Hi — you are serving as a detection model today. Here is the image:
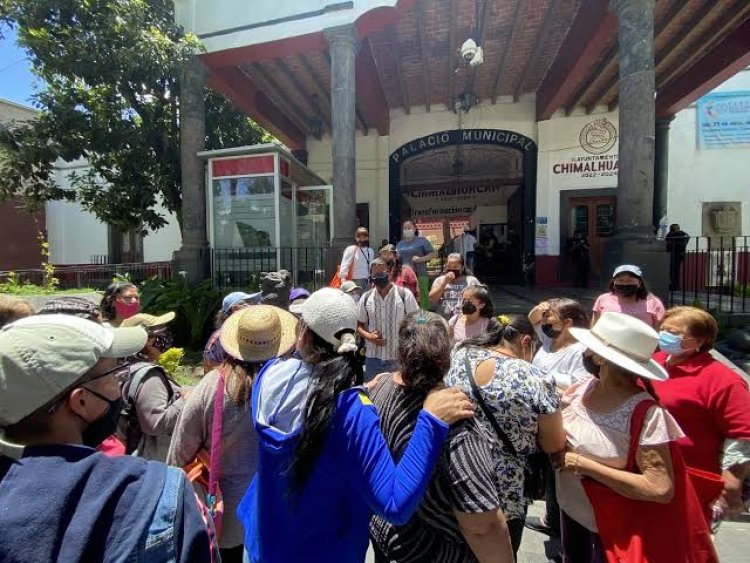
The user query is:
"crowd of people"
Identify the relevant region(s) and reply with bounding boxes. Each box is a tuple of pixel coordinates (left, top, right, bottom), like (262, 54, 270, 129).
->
(0, 222, 748, 563)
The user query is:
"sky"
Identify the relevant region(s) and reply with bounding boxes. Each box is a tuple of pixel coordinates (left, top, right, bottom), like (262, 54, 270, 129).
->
(0, 27, 39, 107)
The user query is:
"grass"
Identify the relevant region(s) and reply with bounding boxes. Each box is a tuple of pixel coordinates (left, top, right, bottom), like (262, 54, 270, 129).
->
(0, 284, 99, 296)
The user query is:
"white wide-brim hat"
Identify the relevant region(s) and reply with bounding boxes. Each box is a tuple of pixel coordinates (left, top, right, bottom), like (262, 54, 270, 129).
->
(569, 311, 668, 381)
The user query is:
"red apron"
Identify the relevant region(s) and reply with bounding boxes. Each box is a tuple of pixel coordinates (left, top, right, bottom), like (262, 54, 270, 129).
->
(582, 400, 721, 563)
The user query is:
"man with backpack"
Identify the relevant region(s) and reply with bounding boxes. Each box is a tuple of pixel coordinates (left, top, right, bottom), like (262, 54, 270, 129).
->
(119, 311, 186, 462)
(0, 315, 215, 562)
(357, 258, 419, 380)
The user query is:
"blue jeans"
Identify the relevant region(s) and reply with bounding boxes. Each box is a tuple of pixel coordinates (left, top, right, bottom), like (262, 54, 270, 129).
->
(364, 358, 395, 381)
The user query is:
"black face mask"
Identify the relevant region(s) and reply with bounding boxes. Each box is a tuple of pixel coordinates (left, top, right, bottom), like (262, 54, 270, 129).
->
(541, 323, 562, 339)
(384, 259, 395, 268)
(371, 273, 390, 289)
(446, 269, 462, 278)
(80, 388, 123, 448)
(461, 301, 477, 315)
(150, 330, 173, 353)
(357, 239, 369, 247)
(582, 354, 601, 378)
(613, 284, 638, 297)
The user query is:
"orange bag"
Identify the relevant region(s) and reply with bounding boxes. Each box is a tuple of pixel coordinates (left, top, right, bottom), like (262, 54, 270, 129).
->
(329, 246, 355, 288)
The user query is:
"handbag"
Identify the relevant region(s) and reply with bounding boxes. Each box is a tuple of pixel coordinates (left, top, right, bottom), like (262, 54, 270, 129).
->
(582, 399, 719, 563)
(329, 246, 356, 288)
(183, 369, 226, 538)
(463, 353, 546, 500)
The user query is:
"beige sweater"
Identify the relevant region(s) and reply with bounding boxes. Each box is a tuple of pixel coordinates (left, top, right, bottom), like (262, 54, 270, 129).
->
(166, 369, 259, 549)
(130, 367, 184, 462)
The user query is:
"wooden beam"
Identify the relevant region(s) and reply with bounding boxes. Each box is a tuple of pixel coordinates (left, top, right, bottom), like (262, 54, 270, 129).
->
(536, 0, 614, 120)
(355, 38, 390, 135)
(388, 27, 410, 114)
(657, 16, 750, 117)
(246, 63, 311, 137)
(208, 66, 306, 149)
(446, 0, 458, 109)
(467, 0, 491, 94)
(491, 0, 524, 104)
(658, 0, 750, 91)
(581, 0, 690, 112)
(513, 0, 562, 101)
(415, 0, 431, 111)
(586, 0, 716, 113)
(274, 59, 328, 137)
(322, 51, 369, 135)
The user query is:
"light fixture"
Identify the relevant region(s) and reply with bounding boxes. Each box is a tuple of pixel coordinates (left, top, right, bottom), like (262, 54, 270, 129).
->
(453, 91, 478, 114)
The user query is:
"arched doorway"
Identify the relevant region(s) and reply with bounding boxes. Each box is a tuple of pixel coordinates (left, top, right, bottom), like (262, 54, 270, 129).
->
(389, 129, 537, 284)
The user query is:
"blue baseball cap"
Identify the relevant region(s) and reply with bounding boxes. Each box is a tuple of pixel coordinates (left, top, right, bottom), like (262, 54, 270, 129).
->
(222, 291, 261, 314)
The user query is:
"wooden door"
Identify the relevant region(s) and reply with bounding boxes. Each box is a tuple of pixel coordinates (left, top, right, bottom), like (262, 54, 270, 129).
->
(568, 196, 616, 277)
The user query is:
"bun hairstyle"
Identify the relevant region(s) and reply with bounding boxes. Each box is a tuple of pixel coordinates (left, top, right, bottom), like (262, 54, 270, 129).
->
(460, 313, 534, 350)
(289, 321, 363, 493)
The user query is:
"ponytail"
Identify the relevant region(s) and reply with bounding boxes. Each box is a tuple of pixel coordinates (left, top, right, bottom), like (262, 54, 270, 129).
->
(289, 326, 363, 493)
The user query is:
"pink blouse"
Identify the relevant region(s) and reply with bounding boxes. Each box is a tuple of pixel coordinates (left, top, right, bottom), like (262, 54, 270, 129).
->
(593, 292, 665, 328)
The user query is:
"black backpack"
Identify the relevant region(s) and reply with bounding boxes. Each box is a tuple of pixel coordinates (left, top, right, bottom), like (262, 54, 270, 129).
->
(117, 362, 175, 455)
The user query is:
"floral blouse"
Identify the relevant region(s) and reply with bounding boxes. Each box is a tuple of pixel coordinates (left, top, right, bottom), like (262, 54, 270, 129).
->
(445, 346, 560, 520)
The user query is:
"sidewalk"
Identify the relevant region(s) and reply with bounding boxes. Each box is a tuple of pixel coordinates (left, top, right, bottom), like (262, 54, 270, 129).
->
(489, 285, 600, 316)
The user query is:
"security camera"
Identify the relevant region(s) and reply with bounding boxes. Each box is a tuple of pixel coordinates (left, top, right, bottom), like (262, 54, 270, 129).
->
(469, 46, 484, 67)
(461, 38, 478, 62)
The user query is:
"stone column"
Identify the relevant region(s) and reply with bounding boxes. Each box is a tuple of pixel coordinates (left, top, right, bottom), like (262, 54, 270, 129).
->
(174, 56, 210, 284)
(325, 25, 359, 246)
(653, 116, 673, 229)
(602, 0, 669, 300)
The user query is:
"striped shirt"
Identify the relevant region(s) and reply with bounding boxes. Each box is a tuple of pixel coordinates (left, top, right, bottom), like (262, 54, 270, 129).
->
(357, 285, 419, 361)
(369, 376, 500, 563)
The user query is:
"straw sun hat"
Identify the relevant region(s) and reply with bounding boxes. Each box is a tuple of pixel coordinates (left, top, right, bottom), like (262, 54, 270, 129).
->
(569, 311, 668, 381)
(219, 305, 298, 362)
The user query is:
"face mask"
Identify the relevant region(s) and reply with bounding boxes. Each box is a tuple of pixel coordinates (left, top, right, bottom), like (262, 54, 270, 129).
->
(461, 301, 477, 315)
(80, 389, 123, 448)
(446, 269, 462, 278)
(115, 299, 140, 319)
(613, 284, 638, 297)
(384, 259, 395, 268)
(582, 354, 601, 378)
(541, 323, 562, 339)
(357, 239, 369, 247)
(371, 273, 390, 289)
(150, 330, 173, 353)
(402, 229, 415, 239)
(351, 293, 362, 303)
(658, 331, 685, 356)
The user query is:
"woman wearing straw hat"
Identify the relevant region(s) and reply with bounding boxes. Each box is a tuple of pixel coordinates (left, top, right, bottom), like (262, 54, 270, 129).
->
(167, 305, 298, 563)
(238, 288, 475, 563)
(552, 312, 717, 562)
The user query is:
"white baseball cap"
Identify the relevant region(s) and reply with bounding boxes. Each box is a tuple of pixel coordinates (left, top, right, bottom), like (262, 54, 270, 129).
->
(0, 314, 147, 427)
(613, 264, 643, 278)
(300, 288, 358, 350)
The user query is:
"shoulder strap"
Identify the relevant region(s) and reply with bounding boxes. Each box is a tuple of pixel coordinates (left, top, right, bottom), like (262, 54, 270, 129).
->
(463, 350, 519, 458)
(396, 286, 406, 302)
(208, 369, 226, 499)
(127, 363, 163, 403)
(626, 399, 657, 471)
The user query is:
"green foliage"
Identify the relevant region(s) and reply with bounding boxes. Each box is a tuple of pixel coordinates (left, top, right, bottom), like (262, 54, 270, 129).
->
(0, 0, 268, 231)
(157, 346, 184, 377)
(37, 230, 59, 290)
(733, 284, 750, 298)
(139, 277, 221, 348)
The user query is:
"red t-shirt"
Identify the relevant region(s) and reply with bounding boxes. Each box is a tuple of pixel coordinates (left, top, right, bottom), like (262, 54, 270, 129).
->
(653, 351, 750, 474)
(391, 265, 418, 300)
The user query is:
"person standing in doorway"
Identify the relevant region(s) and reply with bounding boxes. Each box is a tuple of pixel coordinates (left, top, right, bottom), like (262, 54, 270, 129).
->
(453, 225, 478, 274)
(357, 259, 419, 381)
(568, 230, 591, 288)
(430, 253, 480, 321)
(396, 220, 436, 309)
(340, 227, 376, 291)
(665, 224, 690, 291)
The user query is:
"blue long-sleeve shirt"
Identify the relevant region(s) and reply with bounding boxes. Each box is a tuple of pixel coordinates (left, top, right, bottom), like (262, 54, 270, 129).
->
(238, 358, 449, 563)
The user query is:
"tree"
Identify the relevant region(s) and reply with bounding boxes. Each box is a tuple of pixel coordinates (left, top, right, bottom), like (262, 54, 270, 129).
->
(0, 0, 270, 232)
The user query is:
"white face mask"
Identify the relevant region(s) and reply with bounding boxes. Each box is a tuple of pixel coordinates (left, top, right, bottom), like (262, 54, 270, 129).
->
(403, 229, 415, 239)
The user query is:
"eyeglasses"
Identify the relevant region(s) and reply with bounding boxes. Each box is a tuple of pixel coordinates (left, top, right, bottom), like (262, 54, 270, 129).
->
(46, 363, 129, 414)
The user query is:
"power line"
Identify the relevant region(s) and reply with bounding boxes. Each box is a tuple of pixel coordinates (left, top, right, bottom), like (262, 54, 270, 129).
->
(0, 57, 27, 74)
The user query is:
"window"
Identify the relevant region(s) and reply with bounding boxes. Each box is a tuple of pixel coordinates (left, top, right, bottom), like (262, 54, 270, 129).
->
(212, 176, 275, 248)
(572, 205, 589, 235)
(596, 204, 615, 237)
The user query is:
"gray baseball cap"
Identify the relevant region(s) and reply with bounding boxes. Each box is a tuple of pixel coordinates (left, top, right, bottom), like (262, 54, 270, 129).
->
(0, 314, 147, 427)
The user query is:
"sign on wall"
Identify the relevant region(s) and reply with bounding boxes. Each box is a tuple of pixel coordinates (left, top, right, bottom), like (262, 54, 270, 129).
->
(551, 118, 619, 188)
(404, 184, 517, 218)
(697, 91, 750, 149)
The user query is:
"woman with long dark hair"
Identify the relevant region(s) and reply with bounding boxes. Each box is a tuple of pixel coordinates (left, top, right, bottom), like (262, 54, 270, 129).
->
(448, 285, 497, 343)
(446, 314, 566, 556)
(370, 311, 514, 563)
(238, 288, 474, 563)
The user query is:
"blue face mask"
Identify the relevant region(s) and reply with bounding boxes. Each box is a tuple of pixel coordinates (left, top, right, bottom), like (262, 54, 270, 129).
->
(658, 331, 684, 355)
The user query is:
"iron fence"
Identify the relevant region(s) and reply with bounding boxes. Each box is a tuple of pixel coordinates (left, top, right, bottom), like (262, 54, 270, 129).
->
(0, 261, 172, 291)
(211, 247, 328, 291)
(668, 236, 749, 313)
